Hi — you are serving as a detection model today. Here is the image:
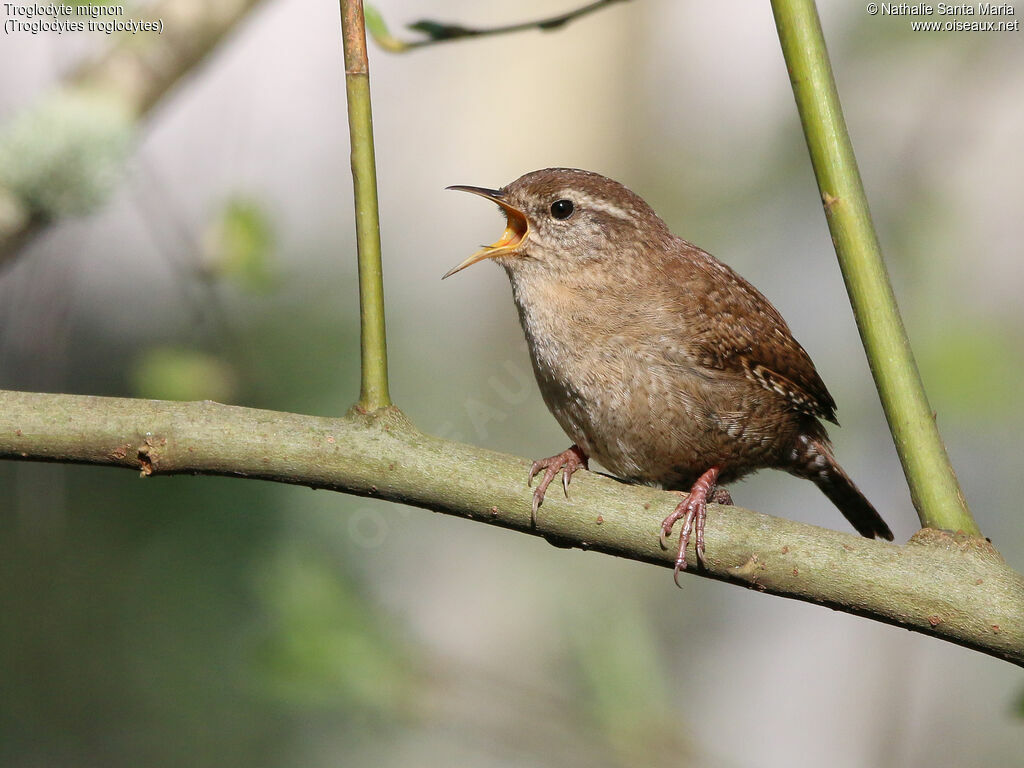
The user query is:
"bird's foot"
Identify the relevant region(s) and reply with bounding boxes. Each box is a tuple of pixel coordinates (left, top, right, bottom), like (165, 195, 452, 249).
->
(659, 466, 723, 586)
(710, 487, 733, 506)
(527, 444, 589, 526)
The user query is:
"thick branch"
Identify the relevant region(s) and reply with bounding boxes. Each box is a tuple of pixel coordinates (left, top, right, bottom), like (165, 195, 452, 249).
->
(1, 389, 1021, 666)
(770, 0, 977, 535)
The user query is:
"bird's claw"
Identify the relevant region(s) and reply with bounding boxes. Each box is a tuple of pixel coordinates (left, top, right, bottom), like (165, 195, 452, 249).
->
(658, 520, 672, 550)
(660, 494, 703, 587)
(526, 445, 588, 526)
(658, 468, 723, 586)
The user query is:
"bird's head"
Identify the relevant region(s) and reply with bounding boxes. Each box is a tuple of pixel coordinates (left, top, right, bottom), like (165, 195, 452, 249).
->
(443, 168, 669, 279)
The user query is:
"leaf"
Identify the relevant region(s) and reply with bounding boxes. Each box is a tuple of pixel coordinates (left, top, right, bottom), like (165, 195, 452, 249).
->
(250, 547, 417, 715)
(202, 196, 276, 293)
(131, 347, 237, 403)
(407, 20, 473, 41)
(363, 4, 409, 52)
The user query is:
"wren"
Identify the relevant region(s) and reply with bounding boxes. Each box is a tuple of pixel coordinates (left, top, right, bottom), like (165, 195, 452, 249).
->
(444, 168, 893, 583)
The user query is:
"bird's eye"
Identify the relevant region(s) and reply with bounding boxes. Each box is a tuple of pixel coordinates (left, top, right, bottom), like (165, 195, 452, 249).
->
(550, 199, 574, 220)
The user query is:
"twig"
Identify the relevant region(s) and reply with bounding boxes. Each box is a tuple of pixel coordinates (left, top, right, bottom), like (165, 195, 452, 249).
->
(770, 0, 978, 535)
(341, 0, 391, 411)
(365, 0, 631, 53)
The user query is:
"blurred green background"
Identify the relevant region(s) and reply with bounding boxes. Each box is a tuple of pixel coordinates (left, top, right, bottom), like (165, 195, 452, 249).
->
(1, 1, 1022, 766)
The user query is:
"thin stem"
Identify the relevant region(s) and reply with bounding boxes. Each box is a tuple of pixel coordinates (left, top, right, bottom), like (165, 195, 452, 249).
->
(770, 0, 977, 534)
(365, 0, 630, 53)
(341, 0, 391, 410)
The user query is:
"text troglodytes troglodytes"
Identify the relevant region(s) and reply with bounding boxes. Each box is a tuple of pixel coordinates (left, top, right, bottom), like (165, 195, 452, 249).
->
(443, 167, 893, 583)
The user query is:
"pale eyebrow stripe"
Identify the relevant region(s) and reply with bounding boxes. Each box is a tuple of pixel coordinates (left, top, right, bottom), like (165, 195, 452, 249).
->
(558, 191, 635, 221)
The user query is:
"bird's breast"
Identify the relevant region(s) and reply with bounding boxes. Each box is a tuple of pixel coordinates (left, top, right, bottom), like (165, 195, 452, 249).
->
(506, 270, 804, 488)
(509, 274, 711, 484)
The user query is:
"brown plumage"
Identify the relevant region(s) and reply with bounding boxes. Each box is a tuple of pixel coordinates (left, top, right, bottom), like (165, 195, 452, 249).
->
(444, 168, 893, 582)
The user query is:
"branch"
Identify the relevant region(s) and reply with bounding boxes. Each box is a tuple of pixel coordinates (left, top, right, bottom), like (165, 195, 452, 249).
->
(341, 0, 391, 411)
(0, 0, 265, 265)
(2, 389, 1021, 666)
(770, 0, 978, 535)
(364, 0, 631, 53)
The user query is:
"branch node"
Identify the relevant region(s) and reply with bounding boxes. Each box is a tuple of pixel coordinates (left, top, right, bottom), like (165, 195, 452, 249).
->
(907, 527, 1000, 560)
(136, 436, 165, 476)
(137, 444, 155, 476)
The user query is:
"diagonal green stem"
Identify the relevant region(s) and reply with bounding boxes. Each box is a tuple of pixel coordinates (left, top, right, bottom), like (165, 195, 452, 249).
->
(364, 0, 630, 52)
(770, 0, 977, 535)
(341, 0, 391, 410)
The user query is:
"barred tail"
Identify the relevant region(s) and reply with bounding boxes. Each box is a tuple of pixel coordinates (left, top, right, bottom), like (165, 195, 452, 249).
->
(791, 436, 894, 541)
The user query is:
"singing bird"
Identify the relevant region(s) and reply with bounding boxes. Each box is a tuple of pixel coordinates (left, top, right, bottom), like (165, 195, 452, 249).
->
(444, 168, 892, 583)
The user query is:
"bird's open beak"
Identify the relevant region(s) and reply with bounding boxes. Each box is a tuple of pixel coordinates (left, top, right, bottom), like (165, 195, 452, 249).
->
(443, 185, 530, 279)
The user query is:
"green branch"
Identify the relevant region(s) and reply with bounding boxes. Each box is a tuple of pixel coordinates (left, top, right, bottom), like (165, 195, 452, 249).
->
(1, 389, 1021, 665)
(341, 0, 391, 411)
(770, 0, 978, 535)
(364, 0, 631, 53)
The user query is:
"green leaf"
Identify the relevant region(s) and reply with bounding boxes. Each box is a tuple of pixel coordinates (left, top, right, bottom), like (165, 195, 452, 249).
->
(407, 20, 471, 41)
(364, 4, 409, 52)
(131, 347, 237, 403)
(363, 4, 391, 40)
(251, 547, 416, 715)
(202, 197, 276, 293)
